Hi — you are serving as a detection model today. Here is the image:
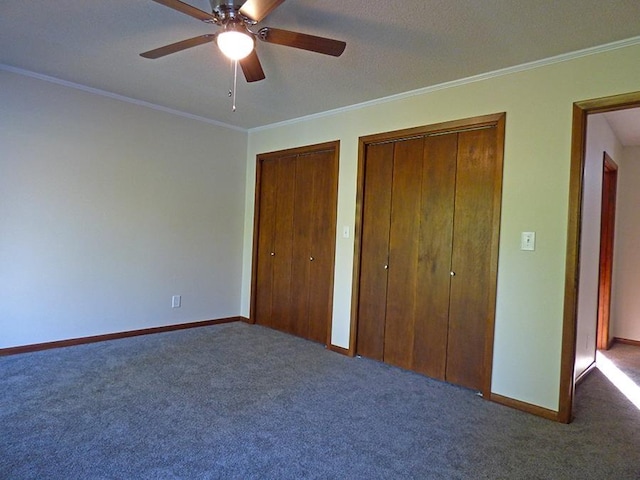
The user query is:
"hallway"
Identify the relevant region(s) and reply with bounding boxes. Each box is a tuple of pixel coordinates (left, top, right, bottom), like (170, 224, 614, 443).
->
(574, 342, 640, 424)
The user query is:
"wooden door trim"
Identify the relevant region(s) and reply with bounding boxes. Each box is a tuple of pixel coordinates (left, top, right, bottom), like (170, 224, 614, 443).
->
(358, 112, 505, 146)
(348, 137, 369, 354)
(482, 113, 506, 397)
(560, 90, 640, 424)
(249, 140, 340, 348)
(253, 141, 339, 161)
(597, 153, 618, 351)
(350, 112, 506, 399)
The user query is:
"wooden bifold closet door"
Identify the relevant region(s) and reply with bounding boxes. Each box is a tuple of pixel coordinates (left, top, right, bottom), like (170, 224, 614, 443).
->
(355, 114, 504, 394)
(251, 142, 339, 345)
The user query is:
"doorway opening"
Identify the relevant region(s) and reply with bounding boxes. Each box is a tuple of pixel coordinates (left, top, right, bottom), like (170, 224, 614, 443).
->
(596, 154, 618, 351)
(560, 91, 640, 423)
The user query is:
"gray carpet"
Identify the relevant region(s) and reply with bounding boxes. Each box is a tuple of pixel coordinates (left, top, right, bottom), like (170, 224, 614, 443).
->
(1, 322, 639, 479)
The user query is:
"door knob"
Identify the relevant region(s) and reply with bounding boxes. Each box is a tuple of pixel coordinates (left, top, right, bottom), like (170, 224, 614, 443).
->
(450, 271, 456, 276)
(270, 252, 275, 256)
(310, 256, 315, 261)
(384, 264, 389, 270)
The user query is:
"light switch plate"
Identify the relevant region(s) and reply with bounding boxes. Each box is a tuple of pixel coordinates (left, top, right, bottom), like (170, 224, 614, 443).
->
(521, 232, 536, 251)
(172, 295, 181, 308)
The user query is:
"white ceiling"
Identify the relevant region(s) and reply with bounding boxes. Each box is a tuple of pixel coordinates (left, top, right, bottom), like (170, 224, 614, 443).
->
(604, 109, 640, 147)
(2, 0, 640, 130)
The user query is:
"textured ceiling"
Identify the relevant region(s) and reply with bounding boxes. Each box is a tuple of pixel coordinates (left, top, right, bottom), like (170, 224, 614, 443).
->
(604, 109, 640, 147)
(2, 0, 640, 130)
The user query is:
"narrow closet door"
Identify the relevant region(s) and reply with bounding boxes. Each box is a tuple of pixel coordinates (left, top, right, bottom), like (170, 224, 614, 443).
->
(306, 150, 338, 344)
(446, 127, 498, 391)
(252, 141, 339, 345)
(356, 142, 394, 360)
(256, 155, 297, 333)
(254, 158, 278, 329)
(412, 133, 458, 379)
(384, 137, 425, 370)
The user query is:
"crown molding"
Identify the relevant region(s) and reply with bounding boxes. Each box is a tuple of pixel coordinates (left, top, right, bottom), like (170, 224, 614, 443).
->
(0, 64, 247, 133)
(249, 35, 640, 133)
(4, 34, 640, 135)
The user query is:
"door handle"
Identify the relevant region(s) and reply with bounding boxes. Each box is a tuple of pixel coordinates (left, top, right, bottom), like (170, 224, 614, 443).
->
(310, 256, 315, 261)
(450, 271, 456, 276)
(384, 264, 388, 270)
(270, 252, 275, 256)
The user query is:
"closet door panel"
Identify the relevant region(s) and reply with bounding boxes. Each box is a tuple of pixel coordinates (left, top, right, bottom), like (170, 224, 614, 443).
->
(290, 155, 314, 338)
(270, 156, 297, 334)
(307, 150, 338, 344)
(446, 128, 497, 391)
(384, 138, 424, 370)
(254, 159, 278, 328)
(356, 143, 394, 360)
(412, 134, 457, 378)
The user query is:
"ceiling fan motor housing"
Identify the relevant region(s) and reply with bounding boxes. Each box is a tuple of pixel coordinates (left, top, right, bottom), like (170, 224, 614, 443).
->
(210, 1, 251, 24)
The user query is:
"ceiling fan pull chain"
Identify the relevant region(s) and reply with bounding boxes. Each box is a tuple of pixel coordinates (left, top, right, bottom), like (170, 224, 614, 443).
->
(232, 59, 239, 112)
(228, 57, 234, 99)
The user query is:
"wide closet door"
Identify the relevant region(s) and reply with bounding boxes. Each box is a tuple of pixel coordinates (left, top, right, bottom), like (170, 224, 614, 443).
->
(252, 142, 339, 345)
(355, 114, 504, 393)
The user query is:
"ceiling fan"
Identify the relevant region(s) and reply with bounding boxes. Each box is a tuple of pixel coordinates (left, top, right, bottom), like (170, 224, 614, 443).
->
(140, 0, 347, 83)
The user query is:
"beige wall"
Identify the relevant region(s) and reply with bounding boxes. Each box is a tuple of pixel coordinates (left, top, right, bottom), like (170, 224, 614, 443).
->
(243, 42, 640, 412)
(612, 146, 640, 342)
(0, 70, 248, 348)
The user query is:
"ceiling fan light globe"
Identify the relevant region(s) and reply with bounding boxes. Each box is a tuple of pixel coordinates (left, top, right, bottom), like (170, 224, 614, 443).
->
(217, 31, 254, 60)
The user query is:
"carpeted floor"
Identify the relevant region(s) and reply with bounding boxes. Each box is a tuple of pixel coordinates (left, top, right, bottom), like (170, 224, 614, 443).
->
(1, 322, 639, 479)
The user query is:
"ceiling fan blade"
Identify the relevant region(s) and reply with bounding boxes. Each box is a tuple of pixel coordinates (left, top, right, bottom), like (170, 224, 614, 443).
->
(151, 0, 216, 22)
(140, 34, 216, 59)
(239, 0, 285, 23)
(258, 27, 346, 57)
(240, 50, 266, 82)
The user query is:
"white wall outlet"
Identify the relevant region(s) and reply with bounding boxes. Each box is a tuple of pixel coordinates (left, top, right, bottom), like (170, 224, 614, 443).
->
(171, 295, 181, 308)
(521, 232, 536, 251)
